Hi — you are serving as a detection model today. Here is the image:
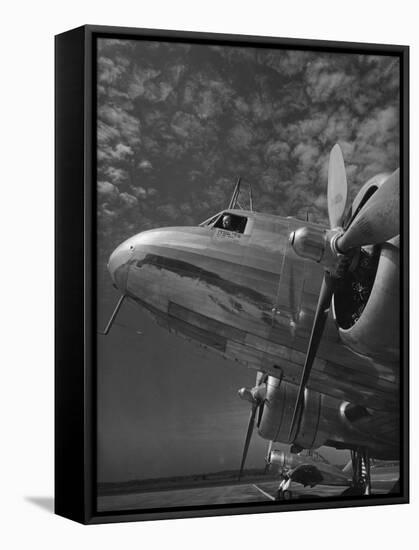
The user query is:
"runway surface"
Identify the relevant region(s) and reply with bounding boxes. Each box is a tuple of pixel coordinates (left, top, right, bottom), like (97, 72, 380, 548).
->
(97, 465, 399, 512)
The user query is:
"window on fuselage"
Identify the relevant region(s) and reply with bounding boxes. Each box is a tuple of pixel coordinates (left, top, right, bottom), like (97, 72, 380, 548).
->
(199, 214, 220, 227)
(213, 212, 247, 233)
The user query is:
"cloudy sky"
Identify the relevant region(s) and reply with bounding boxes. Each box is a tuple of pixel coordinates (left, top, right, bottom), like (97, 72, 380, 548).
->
(96, 38, 399, 484)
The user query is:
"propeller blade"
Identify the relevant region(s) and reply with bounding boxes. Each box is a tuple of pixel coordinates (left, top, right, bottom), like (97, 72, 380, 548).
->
(328, 144, 348, 228)
(238, 404, 258, 480)
(337, 169, 399, 252)
(257, 400, 265, 428)
(288, 273, 335, 441)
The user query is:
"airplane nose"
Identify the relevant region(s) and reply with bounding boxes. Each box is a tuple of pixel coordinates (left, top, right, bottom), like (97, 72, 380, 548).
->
(107, 240, 135, 291)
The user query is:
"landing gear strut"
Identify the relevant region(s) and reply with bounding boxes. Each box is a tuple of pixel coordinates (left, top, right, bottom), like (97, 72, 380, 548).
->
(275, 475, 293, 501)
(342, 448, 371, 496)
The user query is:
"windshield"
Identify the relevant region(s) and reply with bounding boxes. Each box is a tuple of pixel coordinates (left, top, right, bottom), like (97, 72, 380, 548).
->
(199, 213, 222, 227)
(214, 212, 248, 233)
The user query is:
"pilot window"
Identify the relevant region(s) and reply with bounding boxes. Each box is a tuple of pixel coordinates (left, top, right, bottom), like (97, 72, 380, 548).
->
(200, 214, 219, 227)
(213, 213, 247, 233)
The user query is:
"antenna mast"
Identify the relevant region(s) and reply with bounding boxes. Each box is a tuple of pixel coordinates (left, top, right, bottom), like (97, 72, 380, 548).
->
(228, 176, 241, 209)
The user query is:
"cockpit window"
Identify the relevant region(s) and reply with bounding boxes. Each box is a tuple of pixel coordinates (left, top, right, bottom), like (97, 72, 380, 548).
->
(214, 212, 247, 233)
(199, 214, 220, 227)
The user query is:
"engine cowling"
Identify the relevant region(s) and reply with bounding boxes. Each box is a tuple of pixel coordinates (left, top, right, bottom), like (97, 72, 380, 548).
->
(346, 173, 391, 223)
(269, 449, 307, 470)
(256, 376, 395, 456)
(332, 174, 399, 362)
(256, 376, 327, 448)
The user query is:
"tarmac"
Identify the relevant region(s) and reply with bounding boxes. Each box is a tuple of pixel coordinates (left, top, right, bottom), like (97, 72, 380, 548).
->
(97, 465, 399, 512)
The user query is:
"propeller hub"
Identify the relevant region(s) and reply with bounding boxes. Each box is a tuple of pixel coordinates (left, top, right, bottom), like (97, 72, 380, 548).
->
(330, 230, 344, 256)
(238, 387, 257, 404)
(291, 226, 347, 277)
(290, 226, 326, 263)
(238, 384, 266, 404)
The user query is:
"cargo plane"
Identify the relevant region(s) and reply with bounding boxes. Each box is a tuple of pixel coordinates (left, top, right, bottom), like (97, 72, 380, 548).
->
(102, 144, 400, 497)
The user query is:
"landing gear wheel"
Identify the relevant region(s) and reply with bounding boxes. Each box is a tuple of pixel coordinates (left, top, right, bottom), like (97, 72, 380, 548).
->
(275, 488, 293, 501)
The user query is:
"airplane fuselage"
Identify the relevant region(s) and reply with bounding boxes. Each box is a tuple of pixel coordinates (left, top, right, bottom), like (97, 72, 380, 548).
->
(110, 211, 326, 378)
(107, 209, 400, 457)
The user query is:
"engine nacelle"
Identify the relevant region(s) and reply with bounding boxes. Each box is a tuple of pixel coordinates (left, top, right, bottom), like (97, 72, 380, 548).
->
(332, 174, 399, 362)
(256, 376, 395, 456)
(257, 376, 336, 449)
(347, 173, 391, 223)
(269, 449, 306, 470)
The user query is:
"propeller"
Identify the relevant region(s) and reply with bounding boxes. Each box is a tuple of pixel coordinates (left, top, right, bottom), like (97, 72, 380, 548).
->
(288, 145, 399, 441)
(237, 374, 267, 480)
(288, 273, 336, 440)
(336, 169, 399, 252)
(327, 143, 348, 228)
(238, 403, 258, 480)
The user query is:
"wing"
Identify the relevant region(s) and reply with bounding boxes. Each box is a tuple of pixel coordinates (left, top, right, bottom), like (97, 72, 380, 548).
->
(243, 319, 399, 412)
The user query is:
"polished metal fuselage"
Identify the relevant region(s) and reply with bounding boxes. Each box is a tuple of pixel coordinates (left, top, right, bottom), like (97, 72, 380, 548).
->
(109, 209, 399, 421)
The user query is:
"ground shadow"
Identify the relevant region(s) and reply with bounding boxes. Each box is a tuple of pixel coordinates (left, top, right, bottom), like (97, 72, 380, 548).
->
(25, 496, 54, 513)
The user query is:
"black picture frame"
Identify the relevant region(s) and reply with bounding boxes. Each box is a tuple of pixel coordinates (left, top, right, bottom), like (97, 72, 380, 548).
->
(55, 24, 409, 524)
